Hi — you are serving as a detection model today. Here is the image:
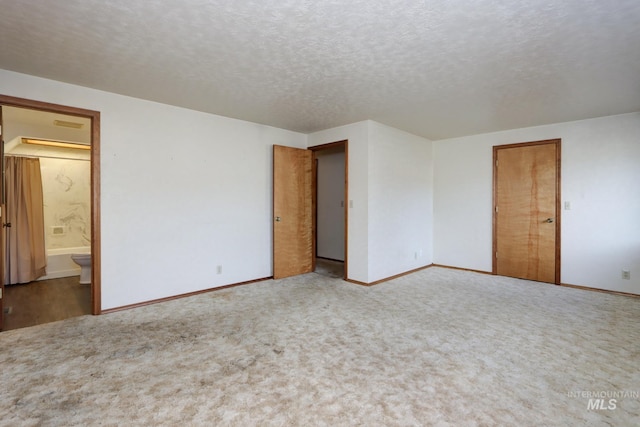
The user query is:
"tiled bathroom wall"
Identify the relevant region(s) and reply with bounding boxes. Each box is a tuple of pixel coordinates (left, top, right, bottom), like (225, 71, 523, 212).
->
(40, 158, 91, 249)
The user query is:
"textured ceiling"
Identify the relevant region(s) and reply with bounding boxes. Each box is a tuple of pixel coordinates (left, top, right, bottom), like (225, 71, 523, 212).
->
(1, 0, 639, 139)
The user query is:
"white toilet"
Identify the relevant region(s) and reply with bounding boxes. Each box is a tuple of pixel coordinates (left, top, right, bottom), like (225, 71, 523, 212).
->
(71, 253, 92, 284)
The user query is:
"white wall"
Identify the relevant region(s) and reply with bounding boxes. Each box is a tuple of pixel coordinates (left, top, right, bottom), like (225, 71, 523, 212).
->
(5, 69, 633, 301)
(367, 121, 433, 282)
(309, 120, 433, 283)
(434, 113, 640, 294)
(315, 148, 345, 261)
(433, 136, 494, 271)
(0, 69, 307, 310)
(40, 158, 91, 249)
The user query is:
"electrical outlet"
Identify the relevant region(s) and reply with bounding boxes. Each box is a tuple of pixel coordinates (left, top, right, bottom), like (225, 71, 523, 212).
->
(216, 265, 222, 275)
(622, 270, 630, 280)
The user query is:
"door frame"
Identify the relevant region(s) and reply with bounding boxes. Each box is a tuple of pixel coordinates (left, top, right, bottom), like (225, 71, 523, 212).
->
(0, 94, 101, 315)
(492, 139, 561, 284)
(309, 140, 348, 279)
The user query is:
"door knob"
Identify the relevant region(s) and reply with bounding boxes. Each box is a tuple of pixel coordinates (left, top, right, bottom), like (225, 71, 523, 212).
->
(544, 218, 554, 223)
(275, 216, 281, 222)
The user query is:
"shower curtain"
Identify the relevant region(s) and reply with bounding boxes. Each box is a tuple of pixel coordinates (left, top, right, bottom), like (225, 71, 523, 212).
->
(4, 156, 47, 284)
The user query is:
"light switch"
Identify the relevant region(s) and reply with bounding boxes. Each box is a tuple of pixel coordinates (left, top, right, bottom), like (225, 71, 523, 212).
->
(564, 201, 571, 210)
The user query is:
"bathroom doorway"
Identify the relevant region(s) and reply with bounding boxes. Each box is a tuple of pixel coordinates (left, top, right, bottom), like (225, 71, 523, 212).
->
(311, 141, 347, 279)
(0, 95, 100, 331)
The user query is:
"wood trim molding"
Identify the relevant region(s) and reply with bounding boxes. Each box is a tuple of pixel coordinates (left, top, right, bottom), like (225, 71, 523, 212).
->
(91, 112, 101, 313)
(431, 264, 493, 275)
(308, 140, 348, 152)
(345, 265, 433, 286)
(0, 95, 100, 117)
(413, 264, 640, 299)
(343, 141, 349, 280)
(492, 138, 561, 284)
(560, 283, 640, 299)
(344, 278, 370, 287)
(492, 146, 498, 275)
(368, 265, 433, 285)
(101, 268, 639, 316)
(102, 276, 273, 314)
(554, 141, 562, 284)
(0, 94, 102, 315)
(312, 156, 318, 272)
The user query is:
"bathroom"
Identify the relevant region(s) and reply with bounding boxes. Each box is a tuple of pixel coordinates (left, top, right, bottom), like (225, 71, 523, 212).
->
(1, 106, 91, 330)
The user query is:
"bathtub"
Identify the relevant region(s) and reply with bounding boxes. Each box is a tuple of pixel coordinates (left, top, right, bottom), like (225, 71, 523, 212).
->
(37, 246, 90, 281)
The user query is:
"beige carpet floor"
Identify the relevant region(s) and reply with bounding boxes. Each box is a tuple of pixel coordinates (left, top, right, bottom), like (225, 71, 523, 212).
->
(0, 267, 638, 426)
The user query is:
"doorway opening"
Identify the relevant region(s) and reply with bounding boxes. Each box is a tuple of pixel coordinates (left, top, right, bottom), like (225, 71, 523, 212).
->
(0, 95, 101, 331)
(310, 141, 347, 280)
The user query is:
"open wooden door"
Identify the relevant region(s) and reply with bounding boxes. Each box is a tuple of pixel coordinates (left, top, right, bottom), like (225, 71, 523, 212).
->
(273, 145, 313, 279)
(494, 139, 561, 284)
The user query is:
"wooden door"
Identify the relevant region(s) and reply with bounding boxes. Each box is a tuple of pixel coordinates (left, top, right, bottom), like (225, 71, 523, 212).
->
(494, 140, 560, 283)
(273, 145, 314, 279)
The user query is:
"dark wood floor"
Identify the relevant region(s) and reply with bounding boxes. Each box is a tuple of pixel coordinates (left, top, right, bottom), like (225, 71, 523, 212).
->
(2, 276, 91, 331)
